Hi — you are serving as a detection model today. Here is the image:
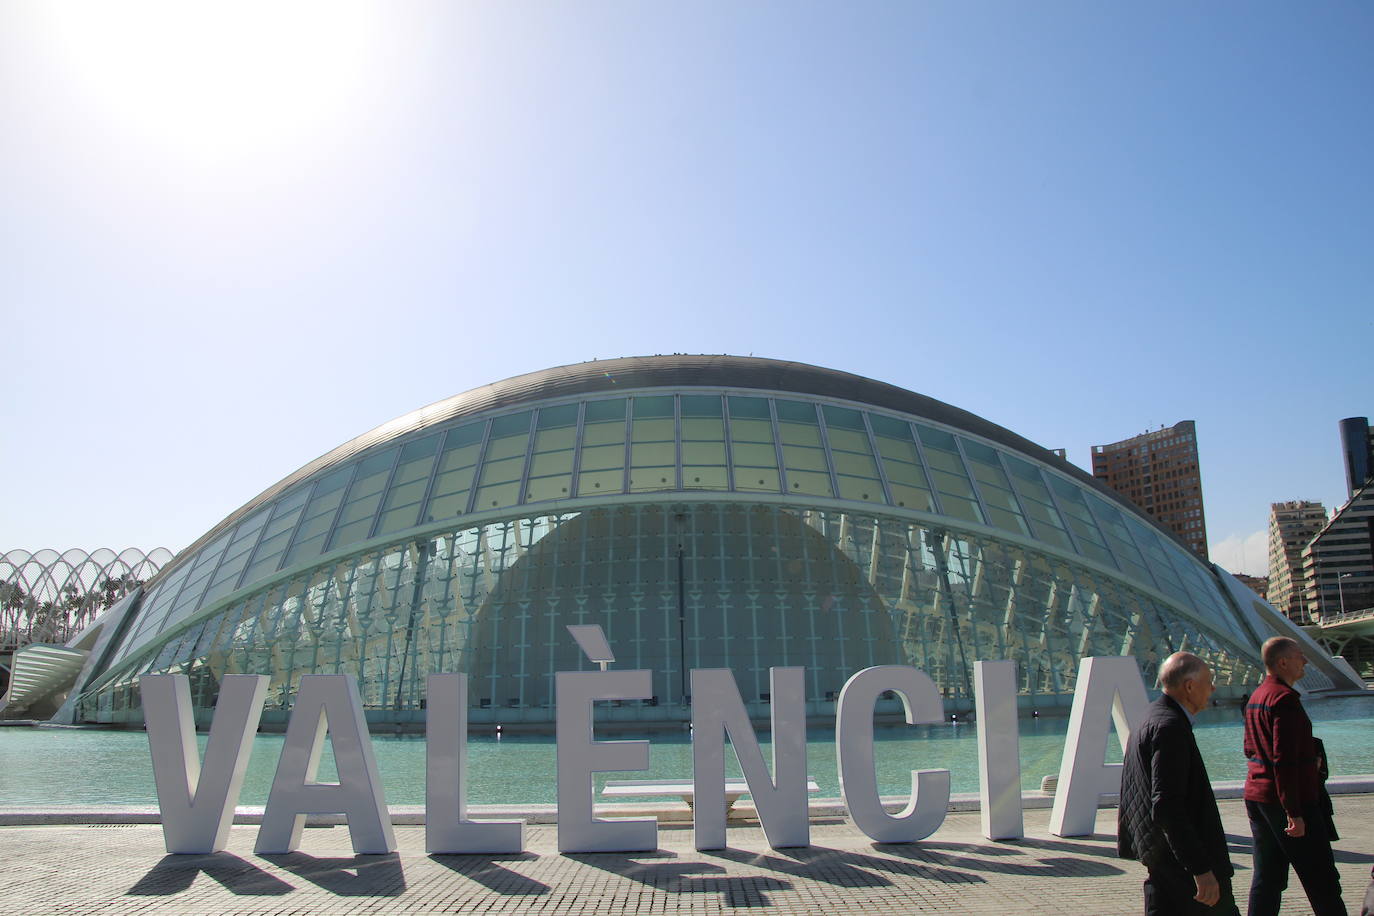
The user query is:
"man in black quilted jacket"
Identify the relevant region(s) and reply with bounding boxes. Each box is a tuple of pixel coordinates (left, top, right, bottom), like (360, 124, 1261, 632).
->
(1118, 651, 1239, 914)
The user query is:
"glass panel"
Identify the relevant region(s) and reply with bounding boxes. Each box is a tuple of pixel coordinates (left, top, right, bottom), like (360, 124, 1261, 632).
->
(324, 447, 399, 552)
(629, 396, 676, 492)
(1125, 517, 1190, 602)
(914, 424, 984, 524)
(682, 442, 726, 465)
(525, 404, 577, 503)
(869, 415, 934, 512)
(681, 395, 726, 492)
(474, 412, 532, 510)
(534, 427, 576, 451)
(958, 437, 1028, 536)
(1046, 475, 1117, 568)
(473, 481, 520, 510)
(536, 403, 578, 429)
(682, 467, 728, 489)
(240, 486, 312, 586)
(578, 400, 626, 496)
(728, 397, 779, 493)
(366, 434, 442, 539)
(824, 406, 881, 504)
(1001, 454, 1072, 550)
(940, 494, 984, 524)
(155, 530, 233, 634)
(200, 507, 272, 606)
(836, 476, 882, 501)
(777, 400, 831, 497)
(529, 453, 572, 477)
(1085, 493, 1157, 588)
(525, 475, 572, 501)
(579, 444, 625, 470)
(424, 422, 485, 523)
(578, 468, 624, 493)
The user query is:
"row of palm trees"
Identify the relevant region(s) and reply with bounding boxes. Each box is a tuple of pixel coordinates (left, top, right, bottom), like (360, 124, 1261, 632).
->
(0, 574, 144, 650)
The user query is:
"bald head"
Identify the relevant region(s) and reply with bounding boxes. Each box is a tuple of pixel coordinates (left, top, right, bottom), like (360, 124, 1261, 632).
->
(1261, 636, 1309, 685)
(1159, 651, 1216, 714)
(1159, 652, 1209, 691)
(1262, 636, 1301, 671)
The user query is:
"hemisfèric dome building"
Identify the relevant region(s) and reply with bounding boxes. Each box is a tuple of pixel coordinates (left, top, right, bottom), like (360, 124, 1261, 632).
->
(49, 356, 1353, 730)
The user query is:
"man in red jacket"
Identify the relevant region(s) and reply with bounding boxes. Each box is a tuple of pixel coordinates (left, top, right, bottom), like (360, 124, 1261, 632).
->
(1243, 636, 1345, 916)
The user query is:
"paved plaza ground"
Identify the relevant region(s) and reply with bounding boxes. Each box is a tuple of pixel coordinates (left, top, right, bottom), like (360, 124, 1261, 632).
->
(4, 795, 1371, 915)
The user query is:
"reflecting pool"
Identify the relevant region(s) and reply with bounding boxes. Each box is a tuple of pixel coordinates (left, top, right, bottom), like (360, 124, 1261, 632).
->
(3, 695, 1371, 809)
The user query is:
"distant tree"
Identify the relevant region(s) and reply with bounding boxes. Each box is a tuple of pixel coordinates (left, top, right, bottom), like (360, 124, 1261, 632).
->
(0, 575, 142, 648)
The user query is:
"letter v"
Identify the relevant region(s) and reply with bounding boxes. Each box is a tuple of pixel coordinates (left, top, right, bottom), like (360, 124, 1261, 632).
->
(142, 674, 269, 853)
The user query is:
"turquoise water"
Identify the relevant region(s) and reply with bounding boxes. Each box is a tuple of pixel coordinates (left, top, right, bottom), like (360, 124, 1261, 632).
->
(2, 696, 1372, 808)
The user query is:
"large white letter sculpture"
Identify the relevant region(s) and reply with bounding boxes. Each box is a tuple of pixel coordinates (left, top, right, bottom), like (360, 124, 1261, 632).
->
(255, 674, 396, 854)
(691, 667, 808, 850)
(143, 673, 269, 853)
(555, 667, 656, 853)
(974, 660, 1023, 840)
(1049, 655, 1149, 837)
(426, 673, 524, 853)
(836, 665, 949, 843)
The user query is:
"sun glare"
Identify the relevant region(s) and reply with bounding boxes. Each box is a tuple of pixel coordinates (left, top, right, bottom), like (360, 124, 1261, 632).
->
(41, 2, 379, 166)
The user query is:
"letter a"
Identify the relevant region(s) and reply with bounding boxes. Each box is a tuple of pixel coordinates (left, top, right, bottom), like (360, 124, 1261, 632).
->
(255, 674, 396, 854)
(1049, 656, 1149, 837)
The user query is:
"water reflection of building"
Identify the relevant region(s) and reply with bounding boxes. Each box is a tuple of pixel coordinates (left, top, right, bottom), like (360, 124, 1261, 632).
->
(5, 357, 1360, 730)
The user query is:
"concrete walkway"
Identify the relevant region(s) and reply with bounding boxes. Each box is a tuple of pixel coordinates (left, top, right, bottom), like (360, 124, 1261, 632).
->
(4, 796, 1372, 915)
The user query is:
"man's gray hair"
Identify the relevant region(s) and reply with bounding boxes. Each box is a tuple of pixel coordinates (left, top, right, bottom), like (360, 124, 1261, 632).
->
(1158, 652, 1209, 690)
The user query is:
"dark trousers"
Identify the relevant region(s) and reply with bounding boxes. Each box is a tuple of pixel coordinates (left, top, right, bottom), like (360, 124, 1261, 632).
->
(1144, 867, 1240, 915)
(1245, 799, 1345, 916)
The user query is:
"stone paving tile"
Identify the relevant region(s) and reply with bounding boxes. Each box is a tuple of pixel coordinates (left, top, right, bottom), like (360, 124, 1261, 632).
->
(3, 797, 1371, 915)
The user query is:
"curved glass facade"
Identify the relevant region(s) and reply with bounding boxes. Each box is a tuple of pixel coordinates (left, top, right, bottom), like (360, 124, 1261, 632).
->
(70, 359, 1282, 726)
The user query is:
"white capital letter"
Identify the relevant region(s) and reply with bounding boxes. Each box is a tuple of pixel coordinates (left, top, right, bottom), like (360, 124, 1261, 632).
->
(143, 673, 268, 853)
(426, 673, 524, 853)
(836, 665, 949, 843)
(691, 667, 809, 850)
(555, 669, 656, 853)
(255, 674, 395, 854)
(1049, 656, 1149, 837)
(974, 660, 1023, 840)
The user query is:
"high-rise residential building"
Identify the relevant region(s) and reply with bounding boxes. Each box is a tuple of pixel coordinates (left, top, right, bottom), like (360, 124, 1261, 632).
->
(1302, 481, 1374, 620)
(1231, 573, 1269, 601)
(1267, 500, 1328, 622)
(1091, 420, 1209, 560)
(1339, 416, 1373, 498)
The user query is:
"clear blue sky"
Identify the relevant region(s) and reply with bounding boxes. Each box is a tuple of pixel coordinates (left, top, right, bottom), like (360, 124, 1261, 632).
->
(3, 2, 1370, 577)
